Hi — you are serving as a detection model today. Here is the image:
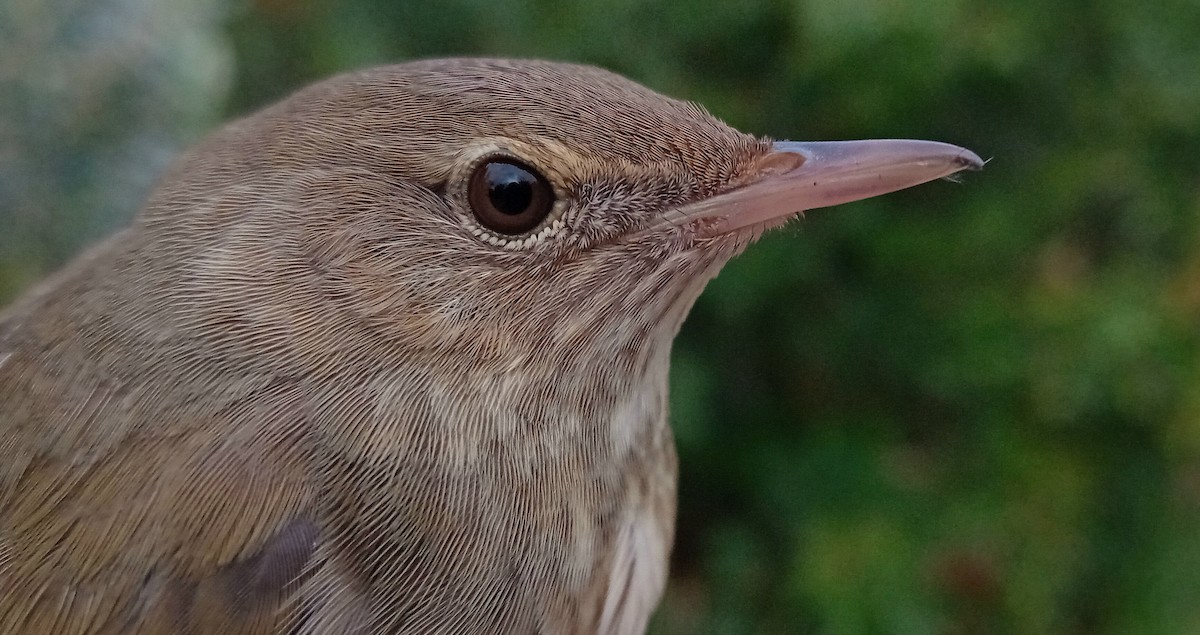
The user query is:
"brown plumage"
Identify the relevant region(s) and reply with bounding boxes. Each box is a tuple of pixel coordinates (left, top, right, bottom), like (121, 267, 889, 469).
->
(0, 58, 980, 634)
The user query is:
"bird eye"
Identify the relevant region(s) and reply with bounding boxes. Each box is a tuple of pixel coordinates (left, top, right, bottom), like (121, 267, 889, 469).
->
(467, 158, 554, 235)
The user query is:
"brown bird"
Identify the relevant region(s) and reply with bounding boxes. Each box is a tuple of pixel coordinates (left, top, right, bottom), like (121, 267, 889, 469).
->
(0, 58, 980, 634)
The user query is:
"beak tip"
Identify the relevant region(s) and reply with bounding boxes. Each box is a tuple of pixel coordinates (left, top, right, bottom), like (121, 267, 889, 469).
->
(954, 148, 985, 172)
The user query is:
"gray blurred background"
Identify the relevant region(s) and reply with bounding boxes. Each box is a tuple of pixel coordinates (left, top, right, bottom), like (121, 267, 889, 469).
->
(3, 0, 1199, 632)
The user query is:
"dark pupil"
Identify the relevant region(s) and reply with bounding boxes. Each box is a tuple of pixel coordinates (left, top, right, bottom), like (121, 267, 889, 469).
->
(485, 163, 536, 216)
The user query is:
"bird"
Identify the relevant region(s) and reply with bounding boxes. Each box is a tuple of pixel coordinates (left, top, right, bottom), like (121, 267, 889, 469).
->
(0, 58, 981, 634)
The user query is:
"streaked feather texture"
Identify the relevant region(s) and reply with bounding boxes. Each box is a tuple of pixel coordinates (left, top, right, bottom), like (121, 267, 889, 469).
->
(0, 59, 769, 633)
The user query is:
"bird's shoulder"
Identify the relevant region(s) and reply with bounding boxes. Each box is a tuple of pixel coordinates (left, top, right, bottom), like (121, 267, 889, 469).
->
(0, 309, 321, 634)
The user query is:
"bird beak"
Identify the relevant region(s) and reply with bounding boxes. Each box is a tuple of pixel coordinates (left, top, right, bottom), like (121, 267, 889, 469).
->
(661, 139, 983, 236)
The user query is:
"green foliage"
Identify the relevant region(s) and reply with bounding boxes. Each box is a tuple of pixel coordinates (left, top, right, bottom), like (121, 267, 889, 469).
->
(4, 0, 1199, 631)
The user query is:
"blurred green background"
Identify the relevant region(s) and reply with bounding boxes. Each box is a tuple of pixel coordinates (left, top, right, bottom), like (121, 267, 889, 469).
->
(3, 0, 1199, 632)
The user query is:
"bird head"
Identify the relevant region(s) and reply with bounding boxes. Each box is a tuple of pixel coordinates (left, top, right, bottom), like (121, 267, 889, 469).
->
(139, 58, 979, 373)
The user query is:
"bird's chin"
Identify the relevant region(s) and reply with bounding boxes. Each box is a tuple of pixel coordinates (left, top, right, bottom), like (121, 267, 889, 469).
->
(683, 213, 794, 256)
(732, 214, 798, 241)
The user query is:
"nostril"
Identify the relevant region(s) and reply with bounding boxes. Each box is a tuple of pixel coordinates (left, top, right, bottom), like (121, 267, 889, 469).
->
(754, 150, 806, 178)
